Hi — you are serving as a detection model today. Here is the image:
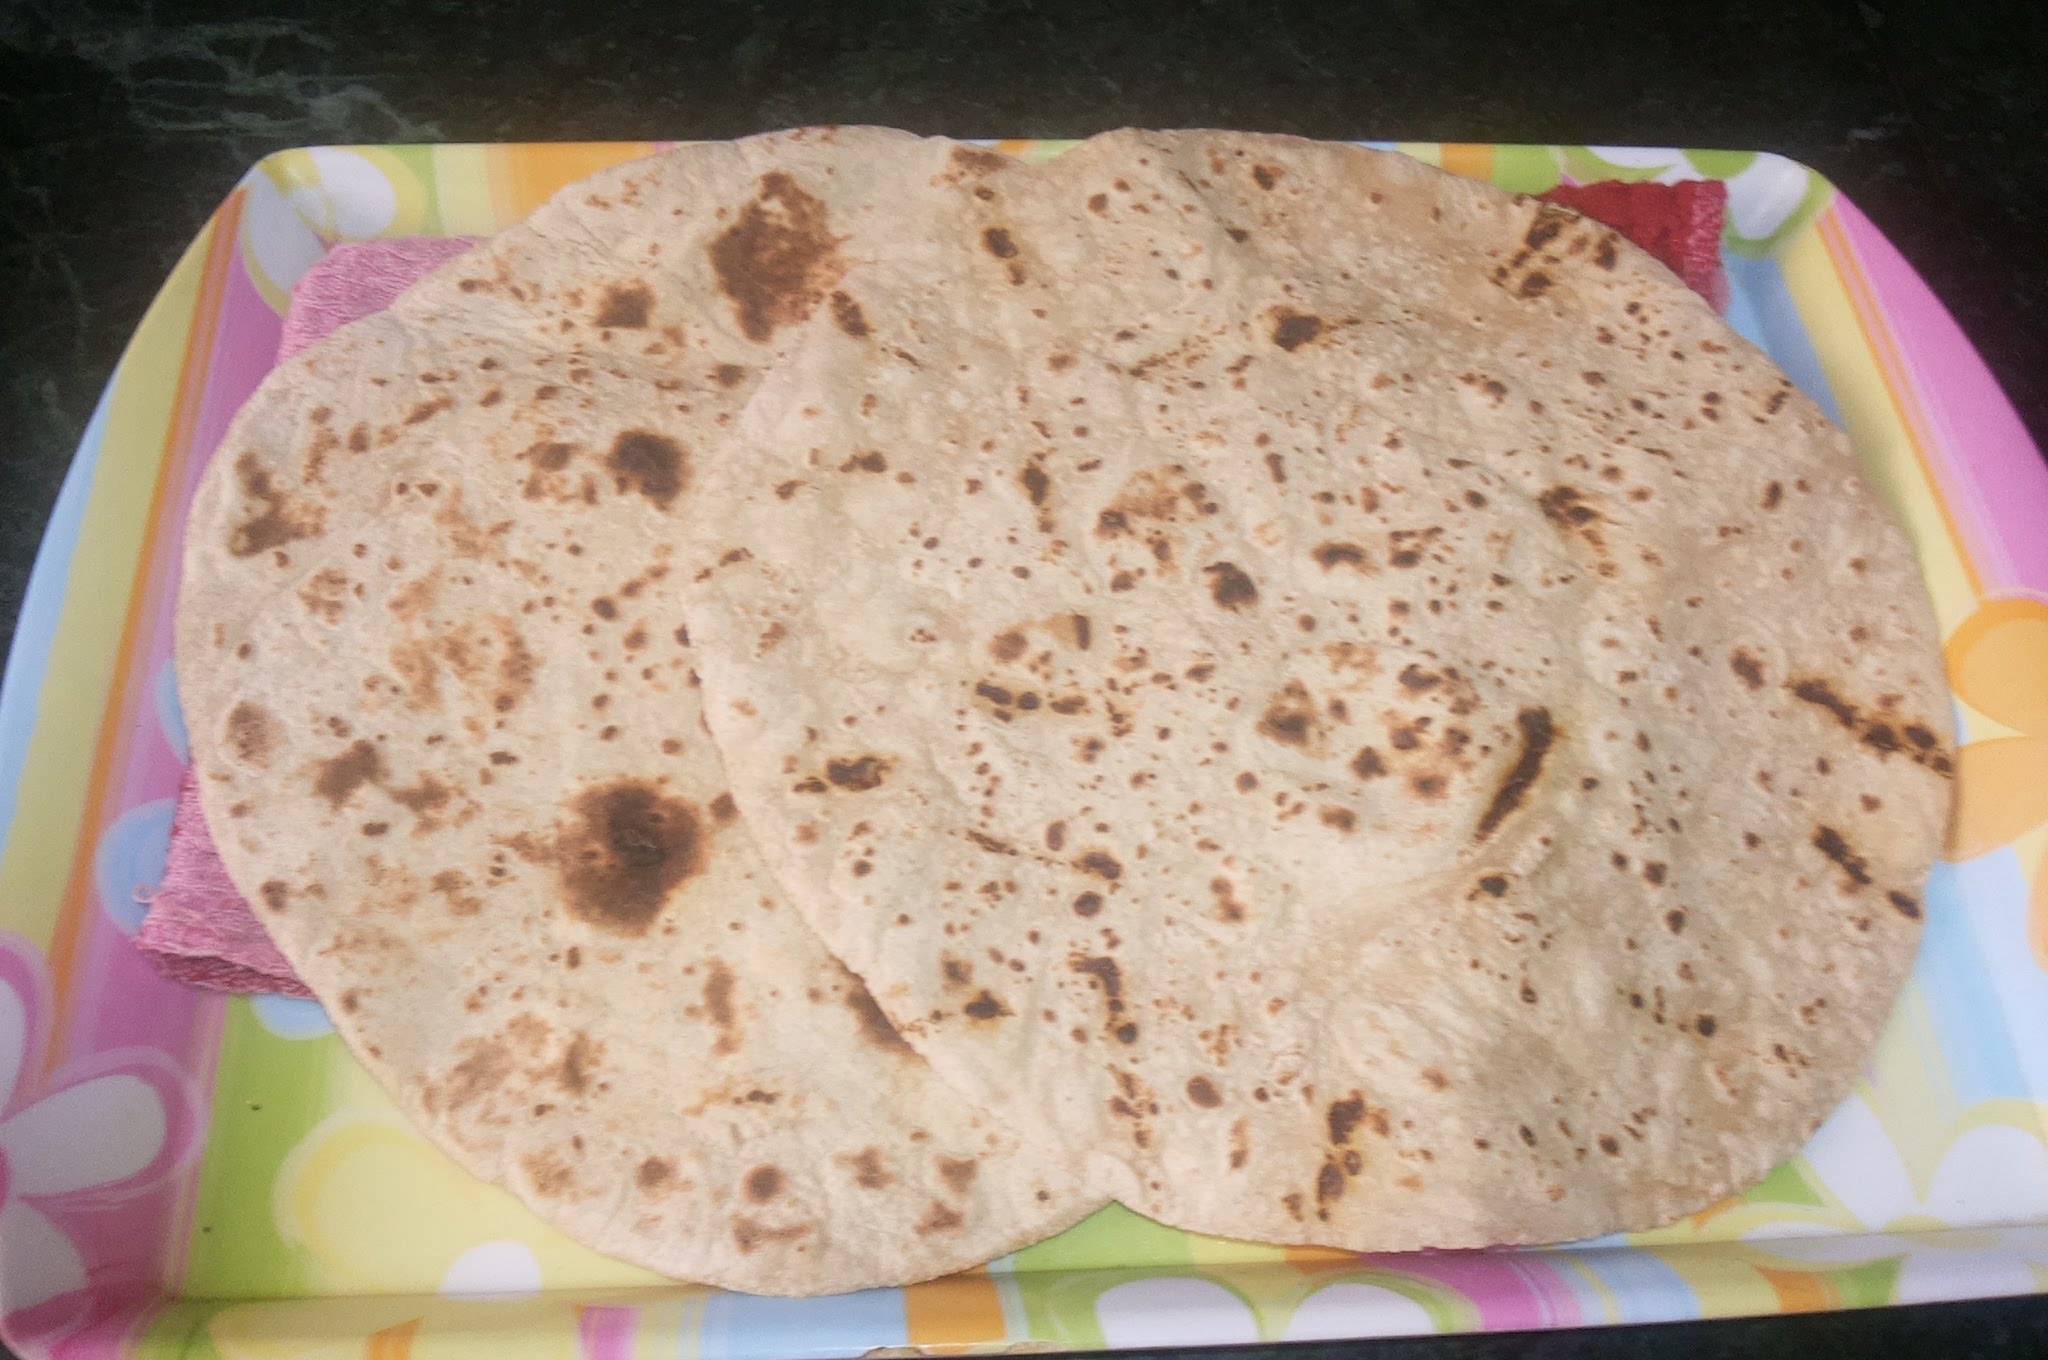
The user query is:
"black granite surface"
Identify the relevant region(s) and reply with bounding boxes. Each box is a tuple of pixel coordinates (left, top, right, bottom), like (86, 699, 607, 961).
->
(1, 1, 2045, 1355)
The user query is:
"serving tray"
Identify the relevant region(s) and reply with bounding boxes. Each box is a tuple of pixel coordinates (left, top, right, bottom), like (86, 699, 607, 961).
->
(0, 140, 2043, 1359)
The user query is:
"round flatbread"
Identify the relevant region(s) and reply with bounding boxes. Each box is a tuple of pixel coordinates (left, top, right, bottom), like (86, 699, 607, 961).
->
(674, 130, 1955, 1249)
(175, 129, 1103, 1295)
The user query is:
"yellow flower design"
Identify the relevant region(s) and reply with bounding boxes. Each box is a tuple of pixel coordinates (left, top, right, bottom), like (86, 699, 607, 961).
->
(1944, 597, 2048, 969)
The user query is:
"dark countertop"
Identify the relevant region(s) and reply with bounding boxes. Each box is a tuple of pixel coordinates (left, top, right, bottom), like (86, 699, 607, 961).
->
(1, 1, 2044, 1355)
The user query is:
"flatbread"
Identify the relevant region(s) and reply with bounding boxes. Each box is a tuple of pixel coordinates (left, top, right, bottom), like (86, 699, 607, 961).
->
(675, 130, 1955, 1249)
(174, 128, 1102, 1294)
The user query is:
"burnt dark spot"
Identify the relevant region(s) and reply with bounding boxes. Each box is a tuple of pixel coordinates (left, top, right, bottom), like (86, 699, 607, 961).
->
(963, 989, 1010, 1020)
(713, 363, 747, 389)
(1327, 1096, 1365, 1145)
(1791, 679, 1858, 729)
(1203, 561, 1258, 610)
(594, 282, 653, 329)
(982, 227, 1018, 259)
(1538, 485, 1601, 530)
(259, 880, 289, 912)
(844, 977, 914, 1055)
(829, 290, 871, 337)
(990, 630, 1028, 661)
(1315, 1160, 1345, 1211)
(1730, 650, 1764, 689)
(526, 440, 575, 472)
(1887, 891, 1923, 920)
(825, 756, 891, 791)
(1398, 664, 1441, 692)
(1813, 825, 1872, 887)
(710, 792, 737, 822)
(1020, 463, 1050, 506)
(313, 740, 385, 808)
(1186, 1076, 1221, 1108)
(226, 702, 279, 767)
(744, 1165, 784, 1202)
(839, 450, 887, 473)
(1477, 875, 1507, 897)
(1071, 955, 1123, 1011)
(1351, 747, 1386, 780)
(557, 781, 705, 934)
(1902, 724, 1938, 750)
(228, 453, 323, 558)
(1313, 542, 1368, 571)
(1695, 1015, 1717, 1037)
(637, 1157, 675, 1191)
(708, 171, 843, 342)
(1519, 271, 1554, 298)
(1252, 164, 1282, 190)
(607, 431, 685, 508)
(1076, 851, 1122, 880)
(1272, 309, 1323, 352)
(1593, 236, 1619, 269)
(1665, 908, 1687, 934)
(1473, 708, 1555, 841)
(1763, 481, 1784, 510)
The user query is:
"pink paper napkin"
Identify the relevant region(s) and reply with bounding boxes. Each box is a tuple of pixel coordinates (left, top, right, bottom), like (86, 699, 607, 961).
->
(134, 238, 476, 996)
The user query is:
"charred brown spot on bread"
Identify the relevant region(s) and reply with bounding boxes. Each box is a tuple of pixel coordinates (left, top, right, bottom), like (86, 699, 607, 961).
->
(1477, 875, 1507, 897)
(842, 976, 915, 1055)
(839, 451, 887, 473)
(990, 629, 1028, 661)
(966, 987, 1015, 1020)
(1813, 825, 1872, 888)
(1186, 1076, 1222, 1108)
(843, 1147, 893, 1188)
(1790, 678, 1858, 729)
(828, 289, 871, 337)
(713, 363, 747, 388)
(258, 880, 289, 912)
(708, 171, 844, 342)
(1730, 650, 1764, 689)
(555, 1032, 599, 1093)
(226, 702, 280, 767)
(1519, 271, 1554, 298)
(1271, 309, 1323, 351)
(313, 740, 385, 808)
(709, 792, 737, 822)
(702, 960, 738, 1054)
(1020, 463, 1050, 506)
(730, 1216, 809, 1253)
(982, 227, 1019, 259)
(916, 1201, 964, 1234)
(1203, 561, 1258, 609)
(557, 781, 704, 934)
(1472, 708, 1556, 841)
(1073, 891, 1103, 917)
(936, 1156, 979, 1193)
(1251, 163, 1282, 190)
(825, 755, 892, 791)
(637, 1157, 675, 1191)
(1313, 542, 1369, 571)
(743, 1165, 784, 1202)
(606, 431, 685, 508)
(1351, 747, 1387, 780)
(1075, 851, 1122, 880)
(228, 452, 324, 558)
(1888, 891, 1922, 919)
(1326, 1096, 1366, 1144)
(522, 1150, 575, 1198)
(594, 282, 653, 329)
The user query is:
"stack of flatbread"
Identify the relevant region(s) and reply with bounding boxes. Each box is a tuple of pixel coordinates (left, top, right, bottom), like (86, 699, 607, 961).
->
(176, 128, 1954, 1295)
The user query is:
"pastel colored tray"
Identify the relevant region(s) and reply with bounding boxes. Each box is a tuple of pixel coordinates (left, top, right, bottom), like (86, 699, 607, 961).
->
(1, 141, 2044, 1360)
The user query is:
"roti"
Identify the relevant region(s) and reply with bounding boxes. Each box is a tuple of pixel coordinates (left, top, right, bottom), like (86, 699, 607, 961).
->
(672, 129, 1955, 1248)
(174, 129, 1104, 1295)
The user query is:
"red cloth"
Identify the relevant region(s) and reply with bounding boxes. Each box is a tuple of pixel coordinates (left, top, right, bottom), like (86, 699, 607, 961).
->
(1541, 178, 1729, 312)
(137, 180, 1728, 997)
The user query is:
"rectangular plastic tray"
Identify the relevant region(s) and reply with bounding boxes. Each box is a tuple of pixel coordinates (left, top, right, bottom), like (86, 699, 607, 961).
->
(1, 141, 2044, 1359)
